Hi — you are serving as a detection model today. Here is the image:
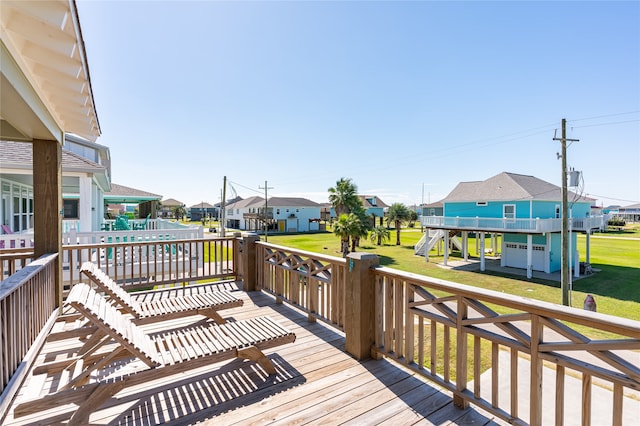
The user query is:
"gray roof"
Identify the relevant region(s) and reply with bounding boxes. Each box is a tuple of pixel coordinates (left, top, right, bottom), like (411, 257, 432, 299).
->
(105, 183, 161, 202)
(0, 140, 106, 174)
(189, 202, 215, 209)
(160, 198, 185, 207)
(226, 196, 321, 209)
(443, 172, 594, 203)
(359, 195, 389, 208)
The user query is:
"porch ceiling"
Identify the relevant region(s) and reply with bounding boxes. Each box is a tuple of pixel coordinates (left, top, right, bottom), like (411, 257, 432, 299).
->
(0, 0, 100, 143)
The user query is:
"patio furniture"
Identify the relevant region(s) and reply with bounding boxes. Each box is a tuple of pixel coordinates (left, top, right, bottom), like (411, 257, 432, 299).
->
(80, 262, 242, 324)
(113, 215, 130, 230)
(14, 283, 296, 424)
(133, 213, 151, 230)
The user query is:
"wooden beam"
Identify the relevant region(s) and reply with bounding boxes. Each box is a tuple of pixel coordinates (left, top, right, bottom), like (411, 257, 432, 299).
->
(33, 139, 62, 309)
(345, 252, 379, 360)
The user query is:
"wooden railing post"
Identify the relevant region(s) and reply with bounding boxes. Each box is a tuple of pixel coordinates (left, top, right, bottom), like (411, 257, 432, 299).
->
(241, 232, 260, 292)
(345, 252, 379, 360)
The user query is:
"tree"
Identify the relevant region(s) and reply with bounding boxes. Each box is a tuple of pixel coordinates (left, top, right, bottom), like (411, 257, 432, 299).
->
(328, 178, 360, 218)
(351, 204, 372, 250)
(333, 213, 355, 257)
(387, 202, 410, 245)
(370, 225, 390, 246)
(172, 205, 187, 221)
(408, 210, 418, 227)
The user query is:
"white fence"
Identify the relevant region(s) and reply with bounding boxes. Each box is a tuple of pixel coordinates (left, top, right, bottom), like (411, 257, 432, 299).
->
(420, 215, 606, 233)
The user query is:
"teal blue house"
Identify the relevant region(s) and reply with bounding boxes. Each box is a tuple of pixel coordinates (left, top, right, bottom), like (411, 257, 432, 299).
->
(420, 172, 603, 278)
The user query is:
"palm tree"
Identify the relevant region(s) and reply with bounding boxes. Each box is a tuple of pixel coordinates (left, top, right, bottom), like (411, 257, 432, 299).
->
(351, 205, 372, 250)
(333, 213, 355, 257)
(387, 202, 410, 245)
(370, 225, 390, 246)
(328, 178, 360, 218)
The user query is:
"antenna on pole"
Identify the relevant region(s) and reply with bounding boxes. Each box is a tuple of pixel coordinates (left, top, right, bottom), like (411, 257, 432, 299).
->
(553, 118, 579, 306)
(259, 180, 274, 241)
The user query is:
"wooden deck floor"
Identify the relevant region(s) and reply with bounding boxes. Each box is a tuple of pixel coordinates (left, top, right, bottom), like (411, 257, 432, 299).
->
(4, 282, 507, 425)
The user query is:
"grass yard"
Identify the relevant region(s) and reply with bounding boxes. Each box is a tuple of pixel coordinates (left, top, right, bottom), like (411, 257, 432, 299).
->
(266, 226, 640, 321)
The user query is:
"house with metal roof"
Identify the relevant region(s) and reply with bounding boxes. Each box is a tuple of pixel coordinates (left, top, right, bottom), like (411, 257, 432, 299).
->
(418, 172, 605, 278)
(225, 196, 322, 233)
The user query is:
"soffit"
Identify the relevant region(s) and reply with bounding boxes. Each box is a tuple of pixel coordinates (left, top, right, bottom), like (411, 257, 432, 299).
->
(0, 0, 100, 142)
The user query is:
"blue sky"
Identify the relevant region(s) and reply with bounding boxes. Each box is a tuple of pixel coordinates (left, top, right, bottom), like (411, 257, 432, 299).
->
(77, 1, 640, 208)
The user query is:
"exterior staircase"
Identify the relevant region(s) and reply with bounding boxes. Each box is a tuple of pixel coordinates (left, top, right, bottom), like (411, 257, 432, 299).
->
(415, 229, 462, 256)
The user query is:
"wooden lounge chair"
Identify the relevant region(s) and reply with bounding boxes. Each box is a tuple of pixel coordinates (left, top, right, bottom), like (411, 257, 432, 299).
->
(15, 283, 296, 425)
(80, 261, 242, 324)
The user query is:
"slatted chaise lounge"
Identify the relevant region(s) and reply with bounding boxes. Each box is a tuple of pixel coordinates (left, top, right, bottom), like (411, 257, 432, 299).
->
(80, 261, 242, 324)
(15, 283, 296, 425)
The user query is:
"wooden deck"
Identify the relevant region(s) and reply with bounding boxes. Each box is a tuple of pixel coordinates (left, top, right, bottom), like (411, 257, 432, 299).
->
(3, 282, 507, 425)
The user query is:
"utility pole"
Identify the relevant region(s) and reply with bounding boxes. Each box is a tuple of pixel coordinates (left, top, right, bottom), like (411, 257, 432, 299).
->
(259, 180, 273, 241)
(220, 176, 227, 237)
(553, 118, 579, 306)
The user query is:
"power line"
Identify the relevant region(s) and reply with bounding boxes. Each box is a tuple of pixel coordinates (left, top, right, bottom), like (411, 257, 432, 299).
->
(567, 110, 640, 122)
(569, 119, 640, 129)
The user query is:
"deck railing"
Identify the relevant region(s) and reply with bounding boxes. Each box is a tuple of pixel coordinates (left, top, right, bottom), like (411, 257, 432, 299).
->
(371, 266, 640, 425)
(62, 236, 239, 290)
(253, 239, 639, 425)
(257, 241, 347, 329)
(0, 253, 58, 414)
(421, 215, 606, 233)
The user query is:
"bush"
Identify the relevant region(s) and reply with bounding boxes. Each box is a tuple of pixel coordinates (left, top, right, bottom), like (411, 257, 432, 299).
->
(608, 218, 626, 227)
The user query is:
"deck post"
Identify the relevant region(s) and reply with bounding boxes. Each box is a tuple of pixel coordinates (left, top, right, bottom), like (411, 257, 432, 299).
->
(241, 232, 260, 292)
(345, 252, 379, 360)
(33, 139, 63, 310)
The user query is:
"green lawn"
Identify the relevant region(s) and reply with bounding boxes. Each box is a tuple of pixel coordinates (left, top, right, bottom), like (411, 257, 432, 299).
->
(266, 226, 640, 321)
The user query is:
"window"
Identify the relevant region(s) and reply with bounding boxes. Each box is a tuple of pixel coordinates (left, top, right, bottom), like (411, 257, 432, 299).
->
(63, 199, 79, 219)
(555, 205, 561, 219)
(476, 201, 488, 206)
(504, 204, 515, 220)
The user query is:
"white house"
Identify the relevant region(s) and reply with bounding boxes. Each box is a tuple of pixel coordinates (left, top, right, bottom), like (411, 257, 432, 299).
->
(225, 196, 322, 233)
(0, 137, 110, 233)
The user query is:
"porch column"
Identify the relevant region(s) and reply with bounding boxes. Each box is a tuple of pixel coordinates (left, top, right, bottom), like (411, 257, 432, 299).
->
(585, 232, 591, 264)
(480, 232, 485, 271)
(79, 175, 92, 232)
(443, 230, 449, 266)
(526, 234, 533, 279)
(462, 231, 468, 261)
(345, 252, 379, 360)
(33, 139, 63, 309)
(424, 228, 429, 262)
(241, 232, 260, 292)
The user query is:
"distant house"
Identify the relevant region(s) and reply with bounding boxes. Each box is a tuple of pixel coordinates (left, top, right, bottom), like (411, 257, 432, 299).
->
(189, 202, 217, 222)
(420, 172, 604, 278)
(225, 196, 322, 233)
(421, 201, 444, 217)
(618, 203, 640, 223)
(326, 194, 389, 226)
(159, 198, 185, 218)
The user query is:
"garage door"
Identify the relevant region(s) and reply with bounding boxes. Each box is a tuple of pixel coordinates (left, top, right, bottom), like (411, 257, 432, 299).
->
(504, 243, 546, 271)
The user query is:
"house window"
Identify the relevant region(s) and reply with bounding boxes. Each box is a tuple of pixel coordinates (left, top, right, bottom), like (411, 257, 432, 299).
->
(555, 205, 561, 219)
(504, 204, 515, 220)
(276, 209, 280, 215)
(63, 199, 79, 219)
(476, 201, 488, 206)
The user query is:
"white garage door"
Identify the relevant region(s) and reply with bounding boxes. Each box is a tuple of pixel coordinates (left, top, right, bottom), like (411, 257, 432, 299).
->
(504, 243, 546, 271)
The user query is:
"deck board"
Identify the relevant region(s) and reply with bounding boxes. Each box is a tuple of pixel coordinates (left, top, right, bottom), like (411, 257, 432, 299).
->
(3, 282, 507, 425)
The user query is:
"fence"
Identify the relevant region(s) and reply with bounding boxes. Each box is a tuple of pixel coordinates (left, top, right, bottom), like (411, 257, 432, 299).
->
(371, 266, 640, 425)
(0, 253, 58, 414)
(257, 241, 347, 329)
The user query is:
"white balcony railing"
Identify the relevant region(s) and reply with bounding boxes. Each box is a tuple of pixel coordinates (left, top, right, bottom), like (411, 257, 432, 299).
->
(420, 215, 605, 233)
